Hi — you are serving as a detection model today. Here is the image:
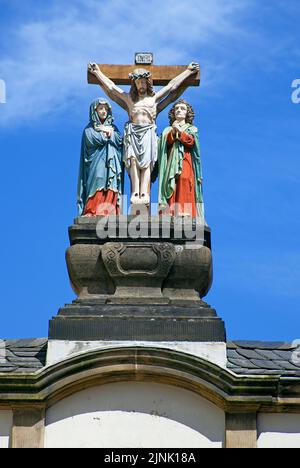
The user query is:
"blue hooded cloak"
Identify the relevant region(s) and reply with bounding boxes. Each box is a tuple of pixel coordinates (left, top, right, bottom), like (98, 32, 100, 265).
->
(77, 98, 123, 215)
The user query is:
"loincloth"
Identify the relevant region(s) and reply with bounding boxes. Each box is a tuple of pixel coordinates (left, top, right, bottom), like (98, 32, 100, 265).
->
(124, 122, 157, 170)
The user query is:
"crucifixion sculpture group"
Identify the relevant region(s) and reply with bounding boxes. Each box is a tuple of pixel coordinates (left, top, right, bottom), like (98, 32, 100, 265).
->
(77, 57, 204, 219)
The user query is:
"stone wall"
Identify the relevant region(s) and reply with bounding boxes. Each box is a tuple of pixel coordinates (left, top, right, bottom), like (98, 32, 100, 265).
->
(0, 411, 12, 448)
(1, 343, 300, 448)
(257, 414, 300, 448)
(2, 393, 300, 447)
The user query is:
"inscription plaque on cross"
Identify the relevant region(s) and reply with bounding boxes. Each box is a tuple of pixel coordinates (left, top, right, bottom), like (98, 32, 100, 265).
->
(87, 53, 200, 206)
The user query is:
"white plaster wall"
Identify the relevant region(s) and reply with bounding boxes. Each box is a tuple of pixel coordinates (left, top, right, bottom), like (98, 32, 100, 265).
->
(46, 340, 227, 368)
(258, 413, 300, 448)
(45, 382, 225, 448)
(0, 411, 12, 448)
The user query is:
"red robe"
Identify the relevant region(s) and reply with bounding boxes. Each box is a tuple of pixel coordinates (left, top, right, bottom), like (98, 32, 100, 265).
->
(83, 189, 120, 216)
(166, 130, 197, 217)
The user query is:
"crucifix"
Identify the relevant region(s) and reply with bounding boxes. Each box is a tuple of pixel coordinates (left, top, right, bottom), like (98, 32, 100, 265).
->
(87, 53, 200, 207)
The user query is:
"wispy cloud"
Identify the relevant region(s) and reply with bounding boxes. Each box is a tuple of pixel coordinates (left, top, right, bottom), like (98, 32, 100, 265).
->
(216, 250, 300, 299)
(0, 0, 253, 126)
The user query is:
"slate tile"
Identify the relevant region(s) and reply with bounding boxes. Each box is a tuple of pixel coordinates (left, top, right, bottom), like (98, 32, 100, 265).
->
(6, 347, 45, 353)
(273, 350, 293, 360)
(3, 350, 16, 358)
(276, 343, 296, 351)
(0, 367, 18, 373)
(250, 359, 282, 370)
(227, 342, 238, 350)
(0, 362, 15, 369)
(228, 358, 260, 369)
(273, 360, 300, 371)
(227, 362, 238, 368)
(227, 367, 247, 374)
(7, 357, 41, 364)
(227, 349, 241, 359)
(233, 341, 286, 350)
(255, 350, 279, 360)
(11, 351, 44, 358)
(288, 359, 300, 369)
(236, 349, 263, 360)
(5, 338, 47, 348)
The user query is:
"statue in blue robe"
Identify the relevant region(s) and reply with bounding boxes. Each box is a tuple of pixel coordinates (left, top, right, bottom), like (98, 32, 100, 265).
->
(78, 98, 123, 216)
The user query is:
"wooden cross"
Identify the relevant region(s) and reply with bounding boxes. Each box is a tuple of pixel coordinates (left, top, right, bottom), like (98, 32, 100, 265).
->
(87, 54, 200, 87)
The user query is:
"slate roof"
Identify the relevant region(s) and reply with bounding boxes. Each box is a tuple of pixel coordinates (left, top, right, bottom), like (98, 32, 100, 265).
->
(227, 341, 300, 376)
(0, 338, 47, 373)
(0, 338, 300, 376)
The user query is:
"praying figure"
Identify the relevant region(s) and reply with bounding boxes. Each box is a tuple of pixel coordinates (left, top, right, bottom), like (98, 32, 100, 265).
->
(78, 98, 123, 217)
(88, 62, 199, 206)
(158, 99, 204, 218)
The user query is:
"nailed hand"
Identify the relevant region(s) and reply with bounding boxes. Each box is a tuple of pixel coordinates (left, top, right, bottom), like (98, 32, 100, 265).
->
(188, 62, 200, 73)
(88, 62, 101, 75)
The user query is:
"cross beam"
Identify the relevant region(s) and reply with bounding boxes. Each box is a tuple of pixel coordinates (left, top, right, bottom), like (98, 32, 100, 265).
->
(87, 64, 200, 86)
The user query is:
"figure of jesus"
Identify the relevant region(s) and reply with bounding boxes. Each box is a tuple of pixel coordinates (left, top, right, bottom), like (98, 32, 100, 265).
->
(88, 62, 200, 206)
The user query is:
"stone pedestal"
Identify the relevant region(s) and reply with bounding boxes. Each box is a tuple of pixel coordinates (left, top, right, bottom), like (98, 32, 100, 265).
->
(49, 216, 226, 342)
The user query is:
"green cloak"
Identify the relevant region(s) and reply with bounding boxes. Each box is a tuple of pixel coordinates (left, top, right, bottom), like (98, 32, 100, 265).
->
(158, 124, 204, 218)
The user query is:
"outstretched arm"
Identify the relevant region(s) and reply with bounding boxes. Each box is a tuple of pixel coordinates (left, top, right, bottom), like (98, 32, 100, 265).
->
(88, 63, 129, 111)
(157, 84, 188, 115)
(155, 63, 199, 103)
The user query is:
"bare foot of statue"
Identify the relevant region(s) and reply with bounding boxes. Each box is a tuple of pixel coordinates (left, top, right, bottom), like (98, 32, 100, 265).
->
(131, 193, 140, 205)
(140, 193, 150, 205)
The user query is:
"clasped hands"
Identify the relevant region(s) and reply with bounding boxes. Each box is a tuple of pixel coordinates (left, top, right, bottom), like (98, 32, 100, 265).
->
(172, 121, 183, 137)
(98, 125, 113, 138)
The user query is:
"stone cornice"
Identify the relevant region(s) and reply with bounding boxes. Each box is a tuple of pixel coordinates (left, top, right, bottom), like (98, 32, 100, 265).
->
(0, 346, 300, 413)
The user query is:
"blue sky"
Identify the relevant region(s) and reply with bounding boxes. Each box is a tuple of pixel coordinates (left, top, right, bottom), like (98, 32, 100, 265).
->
(0, 0, 299, 341)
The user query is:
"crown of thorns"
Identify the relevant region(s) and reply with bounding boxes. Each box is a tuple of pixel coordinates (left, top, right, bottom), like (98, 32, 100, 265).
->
(128, 70, 151, 81)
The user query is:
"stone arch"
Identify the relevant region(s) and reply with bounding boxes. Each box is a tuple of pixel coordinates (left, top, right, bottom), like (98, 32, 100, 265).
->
(42, 346, 229, 411)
